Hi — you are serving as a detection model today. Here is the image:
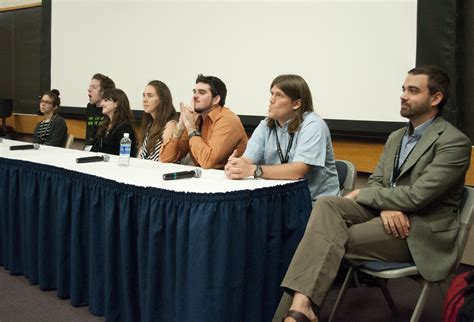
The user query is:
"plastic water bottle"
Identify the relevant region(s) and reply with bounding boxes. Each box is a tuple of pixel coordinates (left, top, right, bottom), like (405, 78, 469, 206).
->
(119, 133, 131, 167)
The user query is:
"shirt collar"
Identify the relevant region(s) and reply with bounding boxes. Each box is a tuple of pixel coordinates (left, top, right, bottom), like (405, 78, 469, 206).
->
(205, 105, 223, 123)
(276, 118, 290, 130)
(406, 116, 436, 138)
(276, 111, 311, 131)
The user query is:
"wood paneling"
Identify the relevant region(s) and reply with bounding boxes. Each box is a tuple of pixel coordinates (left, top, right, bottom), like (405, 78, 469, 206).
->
(6, 113, 85, 139)
(0, 2, 41, 12)
(332, 137, 474, 186)
(333, 138, 384, 173)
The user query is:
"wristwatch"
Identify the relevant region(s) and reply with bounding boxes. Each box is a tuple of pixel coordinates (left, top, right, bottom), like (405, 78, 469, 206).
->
(254, 165, 263, 178)
(188, 130, 201, 138)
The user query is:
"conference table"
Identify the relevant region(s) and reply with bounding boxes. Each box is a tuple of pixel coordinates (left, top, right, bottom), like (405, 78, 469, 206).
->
(0, 139, 312, 322)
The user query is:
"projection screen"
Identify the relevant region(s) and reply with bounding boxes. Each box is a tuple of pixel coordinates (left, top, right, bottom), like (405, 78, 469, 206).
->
(51, 0, 417, 122)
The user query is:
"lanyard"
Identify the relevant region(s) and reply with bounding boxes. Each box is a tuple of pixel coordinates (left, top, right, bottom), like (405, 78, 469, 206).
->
(391, 131, 417, 186)
(274, 129, 294, 164)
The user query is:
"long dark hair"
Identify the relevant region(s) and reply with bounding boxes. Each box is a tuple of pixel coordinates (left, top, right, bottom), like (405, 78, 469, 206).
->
(140, 80, 176, 154)
(97, 88, 133, 136)
(267, 75, 314, 133)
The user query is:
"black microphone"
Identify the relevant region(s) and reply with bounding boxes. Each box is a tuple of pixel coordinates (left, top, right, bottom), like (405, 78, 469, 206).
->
(76, 154, 110, 163)
(162, 168, 202, 180)
(9, 143, 40, 150)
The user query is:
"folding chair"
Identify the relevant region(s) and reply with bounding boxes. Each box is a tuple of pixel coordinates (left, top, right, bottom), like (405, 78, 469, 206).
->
(64, 134, 74, 149)
(335, 159, 357, 195)
(328, 186, 474, 322)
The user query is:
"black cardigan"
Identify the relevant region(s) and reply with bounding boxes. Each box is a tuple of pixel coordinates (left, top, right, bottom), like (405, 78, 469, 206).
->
(91, 121, 137, 156)
(32, 114, 68, 147)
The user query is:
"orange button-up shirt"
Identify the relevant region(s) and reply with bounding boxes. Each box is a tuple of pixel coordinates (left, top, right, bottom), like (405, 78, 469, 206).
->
(160, 106, 248, 169)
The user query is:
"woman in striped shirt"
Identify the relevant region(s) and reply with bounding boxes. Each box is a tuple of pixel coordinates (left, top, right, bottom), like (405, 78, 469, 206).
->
(138, 80, 177, 161)
(33, 89, 68, 147)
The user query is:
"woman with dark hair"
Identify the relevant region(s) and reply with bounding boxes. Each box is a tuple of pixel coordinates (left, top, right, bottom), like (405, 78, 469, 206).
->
(91, 88, 137, 156)
(33, 89, 68, 147)
(225, 74, 339, 201)
(138, 80, 177, 161)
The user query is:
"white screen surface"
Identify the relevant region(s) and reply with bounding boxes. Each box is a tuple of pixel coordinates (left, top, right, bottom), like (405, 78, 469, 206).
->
(51, 0, 417, 121)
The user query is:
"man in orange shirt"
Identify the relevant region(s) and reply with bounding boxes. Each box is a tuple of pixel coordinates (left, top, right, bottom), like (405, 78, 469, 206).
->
(160, 74, 248, 169)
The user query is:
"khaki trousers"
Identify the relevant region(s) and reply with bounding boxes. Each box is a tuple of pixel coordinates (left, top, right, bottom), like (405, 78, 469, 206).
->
(273, 196, 413, 321)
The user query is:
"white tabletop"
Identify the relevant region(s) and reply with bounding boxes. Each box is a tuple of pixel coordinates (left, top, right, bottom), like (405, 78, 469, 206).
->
(0, 139, 297, 193)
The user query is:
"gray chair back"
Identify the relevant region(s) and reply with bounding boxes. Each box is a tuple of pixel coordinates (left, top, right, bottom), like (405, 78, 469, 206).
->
(335, 160, 357, 194)
(64, 134, 74, 149)
(455, 186, 474, 267)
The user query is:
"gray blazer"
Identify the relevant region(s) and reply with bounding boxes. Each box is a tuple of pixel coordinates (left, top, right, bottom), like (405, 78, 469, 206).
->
(357, 117, 471, 281)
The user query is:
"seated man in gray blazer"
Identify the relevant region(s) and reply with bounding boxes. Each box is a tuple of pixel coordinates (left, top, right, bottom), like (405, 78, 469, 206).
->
(274, 65, 472, 322)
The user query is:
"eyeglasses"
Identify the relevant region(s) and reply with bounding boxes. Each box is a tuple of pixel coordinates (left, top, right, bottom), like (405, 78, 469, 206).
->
(40, 99, 53, 105)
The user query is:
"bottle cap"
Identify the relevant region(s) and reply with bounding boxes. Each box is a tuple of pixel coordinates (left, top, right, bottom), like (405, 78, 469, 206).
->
(124, 133, 129, 138)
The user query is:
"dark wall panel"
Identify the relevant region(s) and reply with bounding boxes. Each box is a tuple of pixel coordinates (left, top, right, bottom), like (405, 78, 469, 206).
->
(457, 0, 474, 141)
(0, 12, 13, 99)
(13, 7, 41, 114)
(416, 0, 458, 127)
(40, 0, 51, 94)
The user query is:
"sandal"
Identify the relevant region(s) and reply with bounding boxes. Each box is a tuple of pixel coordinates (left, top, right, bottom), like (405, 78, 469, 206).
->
(282, 310, 313, 322)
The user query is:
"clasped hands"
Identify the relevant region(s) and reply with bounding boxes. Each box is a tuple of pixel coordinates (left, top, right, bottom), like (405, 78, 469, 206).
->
(177, 100, 199, 133)
(345, 189, 410, 239)
(224, 150, 255, 179)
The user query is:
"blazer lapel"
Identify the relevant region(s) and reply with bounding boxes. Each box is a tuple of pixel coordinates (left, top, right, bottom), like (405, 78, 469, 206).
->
(383, 128, 405, 185)
(397, 117, 445, 179)
(386, 128, 405, 176)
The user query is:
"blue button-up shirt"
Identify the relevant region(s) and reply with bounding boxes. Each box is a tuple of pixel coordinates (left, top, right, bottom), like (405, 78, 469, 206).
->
(399, 117, 436, 167)
(391, 117, 436, 187)
(244, 112, 340, 200)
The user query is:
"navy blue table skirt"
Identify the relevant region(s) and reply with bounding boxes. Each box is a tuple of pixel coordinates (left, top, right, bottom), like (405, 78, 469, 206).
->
(0, 158, 312, 322)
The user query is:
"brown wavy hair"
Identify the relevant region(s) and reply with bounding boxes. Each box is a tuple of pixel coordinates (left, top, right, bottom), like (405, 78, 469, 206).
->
(97, 88, 133, 136)
(92, 73, 115, 93)
(140, 80, 177, 154)
(267, 74, 314, 133)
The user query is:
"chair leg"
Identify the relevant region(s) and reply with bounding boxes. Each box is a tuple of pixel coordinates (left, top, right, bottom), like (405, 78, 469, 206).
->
(376, 278, 399, 317)
(436, 281, 445, 298)
(409, 281, 432, 322)
(328, 267, 354, 322)
(353, 270, 361, 288)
